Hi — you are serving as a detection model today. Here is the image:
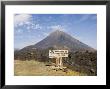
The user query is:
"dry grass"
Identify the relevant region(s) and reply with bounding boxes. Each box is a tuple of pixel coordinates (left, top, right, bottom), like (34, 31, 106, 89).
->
(14, 60, 87, 76)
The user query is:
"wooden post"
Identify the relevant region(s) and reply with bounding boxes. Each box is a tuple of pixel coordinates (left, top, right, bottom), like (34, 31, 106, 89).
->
(58, 57, 60, 67)
(60, 57, 63, 67)
(55, 57, 64, 68)
(56, 57, 59, 67)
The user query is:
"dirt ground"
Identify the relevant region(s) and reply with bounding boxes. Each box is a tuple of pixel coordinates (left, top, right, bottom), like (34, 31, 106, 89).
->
(14, 60, 87, 76)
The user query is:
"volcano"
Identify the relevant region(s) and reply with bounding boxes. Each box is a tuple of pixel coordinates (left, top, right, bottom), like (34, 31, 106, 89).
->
(25, 30, 95, 52)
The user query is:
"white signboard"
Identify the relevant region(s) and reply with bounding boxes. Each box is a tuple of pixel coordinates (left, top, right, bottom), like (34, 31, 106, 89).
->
(49, 50, 68, 58)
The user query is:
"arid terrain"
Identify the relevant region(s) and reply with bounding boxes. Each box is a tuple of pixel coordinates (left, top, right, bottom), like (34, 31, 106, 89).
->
(14, 60, 87, 76)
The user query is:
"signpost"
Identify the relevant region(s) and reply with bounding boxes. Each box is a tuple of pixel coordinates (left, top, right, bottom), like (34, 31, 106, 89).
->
(49, 50, 68, 69)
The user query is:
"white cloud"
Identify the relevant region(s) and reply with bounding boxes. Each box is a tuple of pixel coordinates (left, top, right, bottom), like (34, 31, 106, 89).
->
(14, 14, 42, 32)
(15, 29, 23, 34)
(75, 15, 90, 24)
(17, 29, 23, 33)
(24, 21, 31, 25)
(26, 26, 30, 30)
(18, 22, 24, 26)
(50, 25, 63, 31)
(38, 35, 41, 37)
(33, 24, 42, 30)
(75, 14, 97, 24)
(14, 14, 32, 27)
(43, 32, 49, 37)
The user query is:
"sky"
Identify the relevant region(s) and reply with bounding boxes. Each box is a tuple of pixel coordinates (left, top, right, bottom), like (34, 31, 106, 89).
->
(14, 14, 97, 49)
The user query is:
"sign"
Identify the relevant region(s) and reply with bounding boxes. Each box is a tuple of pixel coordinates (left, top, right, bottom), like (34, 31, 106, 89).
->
(49, 50, 68, 58)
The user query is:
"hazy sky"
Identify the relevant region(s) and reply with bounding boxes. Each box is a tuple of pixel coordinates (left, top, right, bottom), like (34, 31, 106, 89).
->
(14, 14, 97, 49)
